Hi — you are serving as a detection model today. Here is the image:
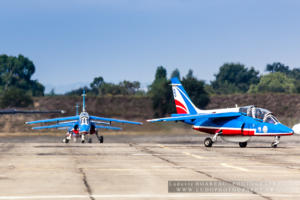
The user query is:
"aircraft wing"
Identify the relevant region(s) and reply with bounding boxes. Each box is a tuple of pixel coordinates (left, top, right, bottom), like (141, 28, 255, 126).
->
(32, 122, 76, 130)
(147, 112, 241, 123)
(91, 121, 111, 125)
(0, 109, 65, 114)
(90, 116, 142, 125)
(95, 125, 122, 130)
(26, 116, 79, 124)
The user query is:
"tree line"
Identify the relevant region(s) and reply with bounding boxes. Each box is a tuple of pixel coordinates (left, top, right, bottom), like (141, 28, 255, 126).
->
(209, 62, 300, 94)
(2, 54, 300, 116)
(0, 54, 44, 107)
(65, 62, 300, 116)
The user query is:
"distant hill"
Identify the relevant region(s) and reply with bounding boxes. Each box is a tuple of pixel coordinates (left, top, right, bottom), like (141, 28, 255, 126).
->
(1, 94, 300, 133)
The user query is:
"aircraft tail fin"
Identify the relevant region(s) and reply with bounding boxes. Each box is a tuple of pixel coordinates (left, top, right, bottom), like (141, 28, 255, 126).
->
(171, 77, 200, 114)
(82, 90, 86, 112)
(75, 104, 79, 116)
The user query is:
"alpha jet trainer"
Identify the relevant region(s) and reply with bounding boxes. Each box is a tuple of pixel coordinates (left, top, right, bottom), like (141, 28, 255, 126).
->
(26, 90, 142, 143)
(148, 77, 297, 148)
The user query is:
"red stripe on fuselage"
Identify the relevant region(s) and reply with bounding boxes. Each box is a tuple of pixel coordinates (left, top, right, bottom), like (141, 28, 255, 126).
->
(193, 127, 254, 135)
(193, 127, 292, 136)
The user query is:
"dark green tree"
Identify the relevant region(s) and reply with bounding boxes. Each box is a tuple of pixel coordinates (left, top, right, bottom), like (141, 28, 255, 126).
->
(0, 88, 33, 108)
(211, 63, 260, 94)
(119, 80, 140, 95)
(290, 68, 300, 79)
(90, 76, 104, 95)
(65, 86, 91, 96)
(155, 66, 167, 80)
(148, 66, 174, 117)
(170, 68, 180, 79)
(181, 70, 210, 109)
(47, 88, 56, 96)
(266, 62, 290, 74)
(0, 54, 44, 96)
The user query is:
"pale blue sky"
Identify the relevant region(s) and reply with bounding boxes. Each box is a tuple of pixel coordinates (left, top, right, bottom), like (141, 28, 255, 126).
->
(1, 0, 300, 93)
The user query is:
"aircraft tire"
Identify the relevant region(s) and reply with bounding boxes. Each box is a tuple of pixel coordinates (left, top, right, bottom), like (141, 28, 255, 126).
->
(239, 142, 247, 148)
(99, 136, 104, 143)
(88, 138, 92, 143)
(271, 142, 277, 148)
(62, 138, 69, 143)
(204, 137, 213, 147)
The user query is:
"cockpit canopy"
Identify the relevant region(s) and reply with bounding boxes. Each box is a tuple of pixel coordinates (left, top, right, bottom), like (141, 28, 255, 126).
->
(239, 106, 279, 124)
(79, 112, 89, 125)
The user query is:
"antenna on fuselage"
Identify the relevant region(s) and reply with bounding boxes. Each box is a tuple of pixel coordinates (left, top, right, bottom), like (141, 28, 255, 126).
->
(75, 104, 79, 116)
(82, 90, 86, 112)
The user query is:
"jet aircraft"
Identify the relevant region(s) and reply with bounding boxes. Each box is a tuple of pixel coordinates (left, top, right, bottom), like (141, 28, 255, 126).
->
(26, 91, 142, 143)
(148, 77, 296, 148)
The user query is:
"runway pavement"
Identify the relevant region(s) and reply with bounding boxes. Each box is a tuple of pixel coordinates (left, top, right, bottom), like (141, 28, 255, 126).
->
(0, 134, 300, 200)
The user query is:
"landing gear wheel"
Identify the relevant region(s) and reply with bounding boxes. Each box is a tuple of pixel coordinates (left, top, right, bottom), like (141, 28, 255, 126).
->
(62, 138, 69, 143)
(81, 140, 85, 143)
(99, 136, 104, 143)
(88, 138, 92, 143)
(239, 142, 247, 148)
(271, 142, 277, 148)
(204, 137, 213, 147)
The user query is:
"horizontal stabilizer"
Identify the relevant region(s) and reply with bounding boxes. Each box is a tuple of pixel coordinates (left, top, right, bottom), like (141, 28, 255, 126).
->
(26, 116, 79, 124)
(90, 116, 142, 125)
(91, 121, 111, 125)
(32, 122, 75, 130)
(95, 125, 122, 130)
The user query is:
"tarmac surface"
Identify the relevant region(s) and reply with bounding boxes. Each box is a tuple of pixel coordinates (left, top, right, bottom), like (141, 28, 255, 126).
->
(0, 134, 300, 200)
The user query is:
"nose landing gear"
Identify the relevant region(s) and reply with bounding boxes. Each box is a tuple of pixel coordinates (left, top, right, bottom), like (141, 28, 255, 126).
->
(239, 142, 247, 148)
(271, 136, 280, 148)
(204, 137, 213, 147)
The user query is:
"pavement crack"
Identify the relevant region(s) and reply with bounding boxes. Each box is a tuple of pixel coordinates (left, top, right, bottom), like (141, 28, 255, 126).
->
(69, 147, 95, 200)
(79, 167, 95, 200)
(131, 143, 272, 200)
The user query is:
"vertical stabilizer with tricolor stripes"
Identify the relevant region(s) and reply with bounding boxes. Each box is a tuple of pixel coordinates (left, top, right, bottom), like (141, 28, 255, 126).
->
(82, 90, 86, 112)
(171, 77, 201, 114)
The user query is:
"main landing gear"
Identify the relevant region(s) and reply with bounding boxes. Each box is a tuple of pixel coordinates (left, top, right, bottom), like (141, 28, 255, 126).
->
(204, 131, 221, 147)
(62, 131, 72, 143)
(96, 131, 104, 143)
(239, 142, 247, 148)
(81, 134, 85, 143)
(62, 138, 69, 143)
(271, 136, 280, 148)
(62, 131, 104, 144)
(204, 131, 248, 148)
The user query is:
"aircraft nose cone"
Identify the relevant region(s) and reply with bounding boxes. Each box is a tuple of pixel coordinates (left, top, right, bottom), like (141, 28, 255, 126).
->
(292, 123, 300, 135)
(80, 125, 89, 133)
(278, 124, 293, 134)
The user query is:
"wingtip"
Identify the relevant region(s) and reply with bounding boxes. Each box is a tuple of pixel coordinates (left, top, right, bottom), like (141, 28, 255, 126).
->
(146, 119, 156, 123)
